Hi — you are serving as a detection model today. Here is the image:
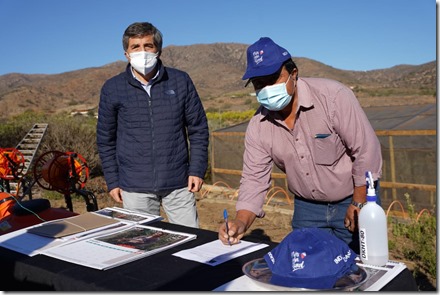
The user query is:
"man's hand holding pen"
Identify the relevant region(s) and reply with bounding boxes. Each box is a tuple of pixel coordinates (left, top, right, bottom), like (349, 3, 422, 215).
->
(219, 209, 257, 245)
(219, 215, 247, 246)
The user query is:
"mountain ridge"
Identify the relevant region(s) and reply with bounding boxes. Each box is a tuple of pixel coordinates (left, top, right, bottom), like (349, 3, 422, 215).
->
(0, 42, 435, 119)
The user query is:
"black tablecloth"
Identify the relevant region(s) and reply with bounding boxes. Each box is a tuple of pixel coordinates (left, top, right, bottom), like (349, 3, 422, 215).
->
(0, 221, 418, 291)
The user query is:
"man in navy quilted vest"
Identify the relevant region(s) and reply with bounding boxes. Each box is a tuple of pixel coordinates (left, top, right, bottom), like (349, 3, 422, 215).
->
(97, 22, 209, 228)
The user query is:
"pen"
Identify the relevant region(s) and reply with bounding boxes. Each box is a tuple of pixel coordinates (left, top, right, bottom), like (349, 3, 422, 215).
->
(314, 133, 331, 139)
(223, 209, 231, 246)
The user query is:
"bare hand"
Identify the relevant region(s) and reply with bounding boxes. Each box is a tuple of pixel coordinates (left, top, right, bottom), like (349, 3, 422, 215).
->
(109, 187, 123, 203)
(344, 205, 360, 232)
(345, 186, 367, 232)
(218, 218, 247, 245)
(188, 176, 204, 192)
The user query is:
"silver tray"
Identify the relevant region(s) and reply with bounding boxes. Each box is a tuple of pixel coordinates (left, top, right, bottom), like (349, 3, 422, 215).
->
(242, 258, 369, 291)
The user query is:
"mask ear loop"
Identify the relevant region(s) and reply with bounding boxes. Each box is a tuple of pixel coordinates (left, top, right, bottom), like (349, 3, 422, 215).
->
(286, 73, 295, 88)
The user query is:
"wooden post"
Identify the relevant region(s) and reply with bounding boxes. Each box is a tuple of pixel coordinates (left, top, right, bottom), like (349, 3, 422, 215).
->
(388, 135, 397, 200)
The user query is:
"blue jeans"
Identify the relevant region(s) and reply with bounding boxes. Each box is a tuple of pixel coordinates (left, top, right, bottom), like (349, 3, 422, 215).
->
(292, 181, 381, 254)
(292, 195, 359, 253)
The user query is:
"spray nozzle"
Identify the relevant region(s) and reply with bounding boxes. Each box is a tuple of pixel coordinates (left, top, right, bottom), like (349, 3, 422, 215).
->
(367, 171, 374, 190)
(365, 171, 376, 199)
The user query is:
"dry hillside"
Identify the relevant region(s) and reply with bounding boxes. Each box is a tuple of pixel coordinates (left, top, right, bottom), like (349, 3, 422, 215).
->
(0, 43, 436, 119)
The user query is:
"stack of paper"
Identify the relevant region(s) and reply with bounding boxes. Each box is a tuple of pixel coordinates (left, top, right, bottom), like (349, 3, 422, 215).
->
(42, 224, 197, 270)
(0, 208, 172, 266)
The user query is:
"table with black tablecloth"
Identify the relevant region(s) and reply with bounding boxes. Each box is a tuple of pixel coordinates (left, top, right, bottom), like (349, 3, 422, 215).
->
(0, 221, 418, 291)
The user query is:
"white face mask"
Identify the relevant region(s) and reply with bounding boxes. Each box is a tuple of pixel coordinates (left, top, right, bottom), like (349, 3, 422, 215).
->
(128, 51, 158, 75)
(256, 75, 293, 111)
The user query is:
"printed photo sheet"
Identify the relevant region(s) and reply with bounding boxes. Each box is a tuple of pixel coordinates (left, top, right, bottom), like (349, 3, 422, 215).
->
(41, 224, 197, 270)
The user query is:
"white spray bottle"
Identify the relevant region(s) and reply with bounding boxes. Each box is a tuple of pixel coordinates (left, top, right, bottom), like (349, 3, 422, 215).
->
(358, 171, 389, 266)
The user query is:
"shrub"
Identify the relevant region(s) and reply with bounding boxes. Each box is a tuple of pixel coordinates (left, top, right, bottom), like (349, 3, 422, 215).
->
(0, 111, 101, 177)
(390, 193, 436, 281)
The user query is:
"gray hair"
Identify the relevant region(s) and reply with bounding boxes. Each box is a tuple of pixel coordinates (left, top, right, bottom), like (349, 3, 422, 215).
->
(122, 22, 163, 54)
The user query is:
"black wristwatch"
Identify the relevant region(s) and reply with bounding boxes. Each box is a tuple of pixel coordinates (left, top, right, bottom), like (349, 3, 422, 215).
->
(351, 200, 366, 209)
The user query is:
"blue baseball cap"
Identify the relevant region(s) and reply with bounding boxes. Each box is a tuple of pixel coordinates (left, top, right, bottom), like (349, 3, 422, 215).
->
(263, 228, 357, 290)
(242, 37, 291, 80)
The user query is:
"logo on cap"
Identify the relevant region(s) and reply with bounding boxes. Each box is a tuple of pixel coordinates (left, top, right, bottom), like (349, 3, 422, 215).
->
(291, 251, 306, 272)
(253, 50, 264, 65)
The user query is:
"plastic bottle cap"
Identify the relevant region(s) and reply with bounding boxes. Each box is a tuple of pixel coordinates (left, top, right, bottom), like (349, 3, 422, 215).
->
(367, 187, 376, 201)
(366, 195, 376, 202)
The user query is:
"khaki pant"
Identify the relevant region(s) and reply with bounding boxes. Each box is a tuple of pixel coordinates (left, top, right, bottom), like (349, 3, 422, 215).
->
(121, 187, 199, 228)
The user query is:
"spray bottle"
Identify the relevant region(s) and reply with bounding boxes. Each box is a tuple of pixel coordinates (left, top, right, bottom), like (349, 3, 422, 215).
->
(358, 171, 389, 266)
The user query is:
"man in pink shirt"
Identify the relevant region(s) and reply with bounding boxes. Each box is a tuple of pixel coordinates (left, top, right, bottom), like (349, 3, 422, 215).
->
(218, 37, 382, 253)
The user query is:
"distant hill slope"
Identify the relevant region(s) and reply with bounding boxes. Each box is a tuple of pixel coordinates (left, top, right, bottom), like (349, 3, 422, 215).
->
(0, 43, 436, 119)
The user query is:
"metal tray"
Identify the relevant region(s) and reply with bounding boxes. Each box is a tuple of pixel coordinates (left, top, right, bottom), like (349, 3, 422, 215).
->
(242, 258, 369, 291)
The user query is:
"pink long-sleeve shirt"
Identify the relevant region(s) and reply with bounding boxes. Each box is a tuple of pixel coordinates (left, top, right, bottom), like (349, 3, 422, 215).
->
(236, 77, 382, 217)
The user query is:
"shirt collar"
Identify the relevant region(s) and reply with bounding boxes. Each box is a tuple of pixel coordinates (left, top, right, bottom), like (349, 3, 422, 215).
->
(131, 66, 160, 86)
(296, 78, 314, 109)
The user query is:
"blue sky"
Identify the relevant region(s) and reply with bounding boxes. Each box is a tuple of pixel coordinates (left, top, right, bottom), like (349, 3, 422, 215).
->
(0, 0, 436, 75)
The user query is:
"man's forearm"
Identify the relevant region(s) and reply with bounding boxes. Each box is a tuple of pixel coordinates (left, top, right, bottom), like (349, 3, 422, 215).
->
(235, 209, 257, 231)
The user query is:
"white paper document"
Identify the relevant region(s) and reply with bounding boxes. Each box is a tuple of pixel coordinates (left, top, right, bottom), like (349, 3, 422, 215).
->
(356, 259, 407, 291)
(0, 227, 65, 256)
(41, 224, 197, 270)
(93, 207, 163, 225)
(172, 239, 269, 266)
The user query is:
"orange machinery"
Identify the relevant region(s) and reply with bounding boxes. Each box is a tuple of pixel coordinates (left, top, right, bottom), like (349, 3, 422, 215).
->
(0, 149, 98, 234)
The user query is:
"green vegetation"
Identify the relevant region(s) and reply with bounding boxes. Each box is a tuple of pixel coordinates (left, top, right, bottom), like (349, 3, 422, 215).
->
(0, 111, 100, 176)
(206, 110, 255, 130)
(39, 190, 65, 201)
(388, 193, 436, 284)
(0, 110, 48, 147)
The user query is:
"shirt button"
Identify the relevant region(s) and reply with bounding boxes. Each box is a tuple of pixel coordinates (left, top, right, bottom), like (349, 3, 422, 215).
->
(300, 156, 304, 159)
(312, 189, 315, 192)
(296, 138, 299, 141)
(306, 173, 309, 176)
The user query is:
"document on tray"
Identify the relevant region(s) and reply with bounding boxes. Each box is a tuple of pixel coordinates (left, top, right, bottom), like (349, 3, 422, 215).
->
(41, 224, 197, 270)
(356, 259, 407, 291)
(172, 239, 269, 266)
